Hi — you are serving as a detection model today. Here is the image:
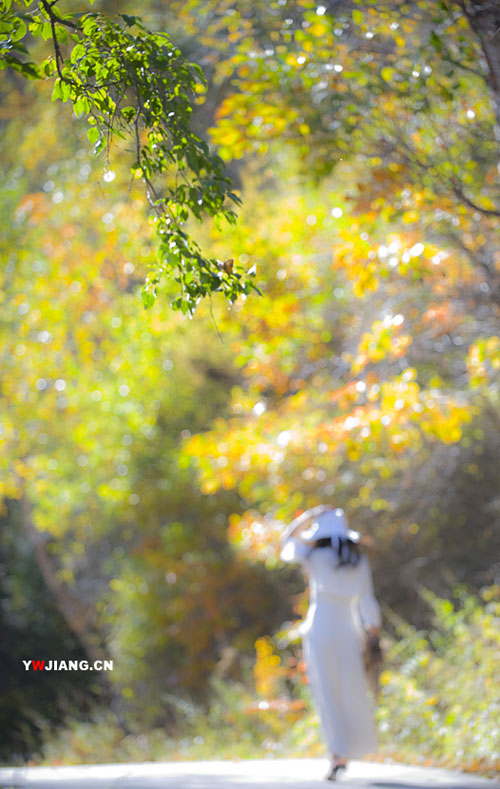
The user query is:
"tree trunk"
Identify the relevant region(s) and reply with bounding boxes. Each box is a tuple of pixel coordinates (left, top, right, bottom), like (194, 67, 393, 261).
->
(19, 494, 108, 666)
(462, 1, 500, 145)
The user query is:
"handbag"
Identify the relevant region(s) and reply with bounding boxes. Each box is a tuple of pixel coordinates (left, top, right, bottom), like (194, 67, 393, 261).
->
(363, 632, 383, 696)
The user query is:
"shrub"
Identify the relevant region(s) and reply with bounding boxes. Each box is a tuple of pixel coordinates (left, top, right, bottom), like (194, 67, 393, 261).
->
(28, 586, 500, 778)
(377, 585, 500, 776)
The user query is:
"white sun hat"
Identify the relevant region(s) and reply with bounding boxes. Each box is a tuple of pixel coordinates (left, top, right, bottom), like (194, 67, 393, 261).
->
(300, 507, 361, 543)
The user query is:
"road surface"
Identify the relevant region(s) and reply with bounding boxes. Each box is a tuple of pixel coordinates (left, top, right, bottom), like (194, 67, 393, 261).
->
(0, 758, 499, 789)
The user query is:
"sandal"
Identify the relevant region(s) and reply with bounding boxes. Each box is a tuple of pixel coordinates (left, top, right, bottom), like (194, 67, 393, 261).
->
(326, 762, 347, 782)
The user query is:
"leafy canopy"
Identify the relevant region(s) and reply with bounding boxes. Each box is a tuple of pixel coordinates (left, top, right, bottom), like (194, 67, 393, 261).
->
(169, 0, 500, 586)
(0, 0, 257, 313)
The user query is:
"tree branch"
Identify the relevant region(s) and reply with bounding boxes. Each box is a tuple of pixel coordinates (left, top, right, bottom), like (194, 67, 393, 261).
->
(39, 0, 78, 85)
(451, 179, 500, 217)
(39, 0, 77, 30)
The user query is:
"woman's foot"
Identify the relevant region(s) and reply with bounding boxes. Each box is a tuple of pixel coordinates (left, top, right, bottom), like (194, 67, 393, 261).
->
(326, 758, 347, 782)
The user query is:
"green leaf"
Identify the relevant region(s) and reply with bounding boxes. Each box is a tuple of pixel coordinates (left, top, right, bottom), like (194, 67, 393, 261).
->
(11, 17, 26, 42)
(18, 59, 39, 78)
(87, 126, 100, 144)
(40, 21, 52, 41)
(121, 106, 136, 122)
(120, 14, 138, 27)
(60, 80, 71, 102)
(141, 286, 156, 309)
(94, 136, 106, 154)
(70, 43, 86, 63)
(51, 78, 62, 101)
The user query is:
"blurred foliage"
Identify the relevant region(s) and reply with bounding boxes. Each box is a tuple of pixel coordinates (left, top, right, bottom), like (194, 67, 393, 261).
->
(2, 0, 500, 772)
(29, 587, 500, 778)
(33, 680, 321, 765)
(0, 505, 104, 761)
(377, 585, 500, 776)
(0, 72, 292, 758)
(182, 172, 500, 616)
(172, 0, 500, 606)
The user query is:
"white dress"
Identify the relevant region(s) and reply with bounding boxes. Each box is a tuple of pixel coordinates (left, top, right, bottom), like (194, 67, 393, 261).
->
(281, 536, 381, 758)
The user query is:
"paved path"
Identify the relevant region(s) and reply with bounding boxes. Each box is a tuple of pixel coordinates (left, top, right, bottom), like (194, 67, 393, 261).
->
(0, 759, 499, 789)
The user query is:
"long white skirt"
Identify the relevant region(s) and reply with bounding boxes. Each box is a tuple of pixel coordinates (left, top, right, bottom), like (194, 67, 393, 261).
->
(303, 596, 377, 759)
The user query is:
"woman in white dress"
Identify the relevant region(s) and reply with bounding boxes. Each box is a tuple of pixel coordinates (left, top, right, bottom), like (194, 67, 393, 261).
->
(281, 506, 381, 781)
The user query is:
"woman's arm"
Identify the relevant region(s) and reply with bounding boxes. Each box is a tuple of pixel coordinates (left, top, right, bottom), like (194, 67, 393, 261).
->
(358, 557, 382, 630)
(280, 505, 329, 564)
(280, 505, 329, 545)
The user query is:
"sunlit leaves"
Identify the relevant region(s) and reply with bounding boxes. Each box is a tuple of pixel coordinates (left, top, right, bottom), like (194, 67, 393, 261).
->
(254, 636, 285, 697)
(0, 1, 257, 312)
(467, 337, 500, 388)
(377, 587, 500, 773)
(352, 316, 411, 373)
(0, 134, 285, 705)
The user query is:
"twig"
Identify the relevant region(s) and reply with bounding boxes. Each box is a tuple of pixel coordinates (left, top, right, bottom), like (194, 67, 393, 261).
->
(209, 295, 224, 344)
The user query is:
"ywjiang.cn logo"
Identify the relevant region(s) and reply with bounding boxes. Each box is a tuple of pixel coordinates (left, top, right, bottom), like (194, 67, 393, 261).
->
(23, 659, 113, 671)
